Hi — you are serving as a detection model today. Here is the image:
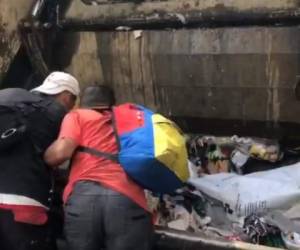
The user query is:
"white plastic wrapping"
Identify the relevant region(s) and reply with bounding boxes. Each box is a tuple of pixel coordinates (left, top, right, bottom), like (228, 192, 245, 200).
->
(189, 162, 300, 221)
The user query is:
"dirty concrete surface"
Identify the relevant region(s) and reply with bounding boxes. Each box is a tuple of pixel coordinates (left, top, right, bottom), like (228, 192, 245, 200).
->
(65, 0, 300, 22)
(0, 0, 34, 83)
(53, 26, 300, 139)
(1, 0, 300, 134)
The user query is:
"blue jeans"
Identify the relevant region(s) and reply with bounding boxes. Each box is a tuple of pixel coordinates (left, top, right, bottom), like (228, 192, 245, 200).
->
(64, 181, 153, 250)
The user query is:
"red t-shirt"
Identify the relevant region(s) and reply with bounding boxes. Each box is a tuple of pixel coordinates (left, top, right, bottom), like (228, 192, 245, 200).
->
(59, 109, 148, 212)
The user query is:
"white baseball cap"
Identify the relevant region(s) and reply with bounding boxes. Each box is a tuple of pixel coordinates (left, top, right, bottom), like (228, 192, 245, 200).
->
(31, 71, 80, 97)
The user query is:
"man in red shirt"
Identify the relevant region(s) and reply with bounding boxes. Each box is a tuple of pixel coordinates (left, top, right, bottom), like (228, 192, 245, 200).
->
(44, 85, 153, 250)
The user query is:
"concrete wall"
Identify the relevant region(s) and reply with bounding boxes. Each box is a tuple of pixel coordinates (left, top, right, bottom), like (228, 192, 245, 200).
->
(56, 0, 300, 137)
(65, 0, 300, 20)
(1, 0, 300, 137)
(57, 27, 300, 127)
(0, 0, 33, 83)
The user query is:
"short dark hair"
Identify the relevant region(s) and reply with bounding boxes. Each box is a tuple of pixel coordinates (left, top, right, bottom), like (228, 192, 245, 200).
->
(80, 85, 115, 108)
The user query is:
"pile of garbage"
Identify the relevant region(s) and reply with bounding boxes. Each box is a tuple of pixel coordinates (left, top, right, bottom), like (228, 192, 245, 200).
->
(148, 135, 300, 249)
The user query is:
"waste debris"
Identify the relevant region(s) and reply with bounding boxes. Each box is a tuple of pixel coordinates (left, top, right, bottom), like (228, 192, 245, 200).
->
(187, 135, 284, 175)
(148, 134, 300, 249)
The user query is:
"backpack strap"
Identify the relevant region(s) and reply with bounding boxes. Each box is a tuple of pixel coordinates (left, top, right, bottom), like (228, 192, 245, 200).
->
(76, 108, 120, 163)
(111, 107, 120, 151)
(77, 146, 119, 163)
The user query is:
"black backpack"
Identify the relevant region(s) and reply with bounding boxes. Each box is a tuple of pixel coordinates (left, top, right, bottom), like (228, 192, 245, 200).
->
(0, 88, 50, 151)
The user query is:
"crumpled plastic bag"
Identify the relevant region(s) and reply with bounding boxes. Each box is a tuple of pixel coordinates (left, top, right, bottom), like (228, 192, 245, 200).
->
(188, 162, 300, 222)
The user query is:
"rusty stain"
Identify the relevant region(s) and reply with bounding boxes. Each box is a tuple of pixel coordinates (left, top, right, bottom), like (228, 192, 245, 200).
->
(214, 3, 226, 11)
(265, 31, 281, 123)
(182, 2, 191, 10)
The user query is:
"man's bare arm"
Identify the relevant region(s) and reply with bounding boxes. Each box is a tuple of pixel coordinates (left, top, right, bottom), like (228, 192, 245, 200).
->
(44, 138, 77, 167)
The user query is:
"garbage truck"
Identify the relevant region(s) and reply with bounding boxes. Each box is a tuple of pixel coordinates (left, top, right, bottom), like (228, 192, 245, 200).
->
(1, 0, 300, 249)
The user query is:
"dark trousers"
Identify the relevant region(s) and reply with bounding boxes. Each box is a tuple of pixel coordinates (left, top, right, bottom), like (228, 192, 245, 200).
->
(0, 209, 54, 250)
(64, 181, 154, 250)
